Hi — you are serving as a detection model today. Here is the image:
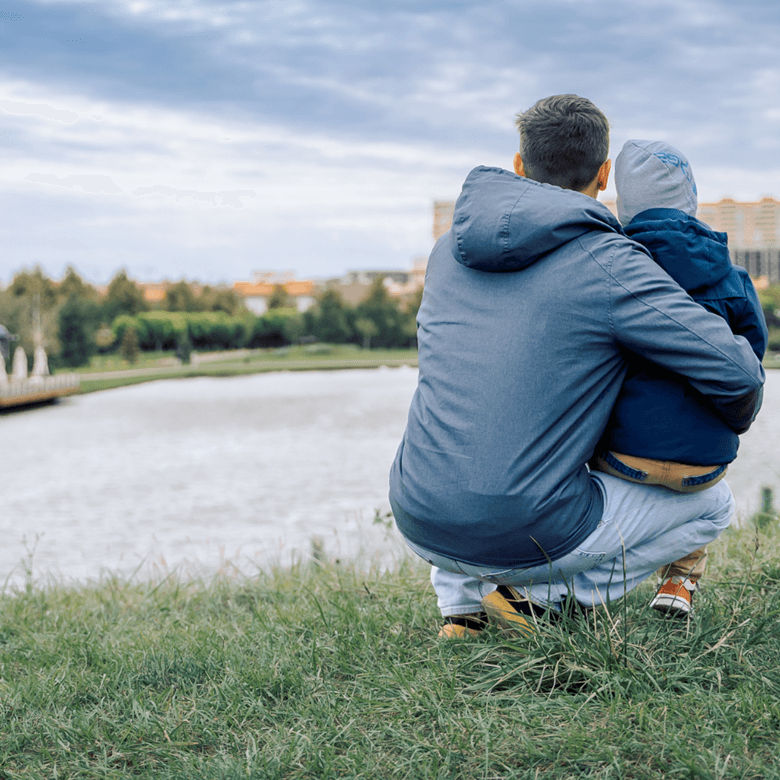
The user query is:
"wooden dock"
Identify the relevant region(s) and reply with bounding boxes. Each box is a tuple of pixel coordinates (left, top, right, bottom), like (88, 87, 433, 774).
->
(0, 375, 80, 409)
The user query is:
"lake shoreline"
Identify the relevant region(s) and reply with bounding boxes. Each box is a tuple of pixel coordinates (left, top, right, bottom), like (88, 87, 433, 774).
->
(54, 344, 779, 396)
(70, 345, 419, 394)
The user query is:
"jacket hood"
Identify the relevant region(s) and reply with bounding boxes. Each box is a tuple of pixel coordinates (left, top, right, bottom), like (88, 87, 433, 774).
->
(625, 208, 731, 292)
(450, 166, 624, 272)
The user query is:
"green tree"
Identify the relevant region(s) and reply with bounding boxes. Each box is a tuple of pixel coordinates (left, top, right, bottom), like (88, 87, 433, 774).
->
(120, 326, 140, 364)
(247, 309, 303, 348)
(758, 285, 780, 327)
(165, 280, 200, 312)
(267, 284, 293, 310)
(136, 311, 186, 351)
(105, 270, 148, 322)
(0, 288, 27, 369)
(401, 286, 423, 347)
(176, 330, 193, 364)
(0, 290, 23, 372)
(758, 284, 780, 351)
(57, 295, 100, 368)
(6, 267, 60, 361)
(94, 323, 115, 352)
(354, 276, 407, 348)
(198, 285, 243, 315)
(186, 311, 246, 350)
(59, 266, 98, 302)
(309, 287, 352, 343)
(9, 266, 58, 310)
(355, 317, 378, 350)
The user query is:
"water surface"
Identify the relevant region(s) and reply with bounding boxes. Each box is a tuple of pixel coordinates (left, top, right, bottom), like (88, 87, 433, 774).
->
(2, 367, 778, 587)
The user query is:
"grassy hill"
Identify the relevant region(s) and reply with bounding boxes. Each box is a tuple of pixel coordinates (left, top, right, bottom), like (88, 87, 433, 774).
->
(1, 513, 779, 779)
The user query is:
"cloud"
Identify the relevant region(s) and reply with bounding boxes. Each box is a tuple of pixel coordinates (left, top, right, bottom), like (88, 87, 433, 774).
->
(0, 74, 470, 283)
(0, 99, 79, 123)
(131, 185, 256, 208)
(25, 172, 123, 193)
(1, 0, 779, 285)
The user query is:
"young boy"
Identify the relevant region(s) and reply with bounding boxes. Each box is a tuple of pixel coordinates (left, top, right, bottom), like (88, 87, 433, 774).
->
(592, 139, 767, 615)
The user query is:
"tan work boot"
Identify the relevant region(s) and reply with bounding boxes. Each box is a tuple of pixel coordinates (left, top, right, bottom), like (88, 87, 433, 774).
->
(437, 613, 486, 639)
(481, 585, 537, 637)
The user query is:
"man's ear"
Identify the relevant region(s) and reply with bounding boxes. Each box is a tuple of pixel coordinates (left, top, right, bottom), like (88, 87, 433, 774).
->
(513, 152, 526, 177)
(597, 158, 611, 191)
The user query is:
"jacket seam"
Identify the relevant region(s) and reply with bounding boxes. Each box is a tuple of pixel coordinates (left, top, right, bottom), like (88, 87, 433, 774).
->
(576, 236, 618, 338)
(500, 189, 530, 254)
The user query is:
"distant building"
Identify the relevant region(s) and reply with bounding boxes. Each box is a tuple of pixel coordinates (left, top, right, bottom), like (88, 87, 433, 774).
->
(333, 276, 377, 307)
(607, 197, 780, 284)
(410, 255, 427, 289)
(130, 260, 424, 317)
(232, 271, 316, 315)
(328, 259, 427, 306)
(699, 198, 780, 285)
(433, 201, 456, 242)
(729, 249, 780, 286)
(698, 197, 780, 249)
(435, 197, 780, 283)
(139, 280, 229, 305)
(141, 282, 168, 304)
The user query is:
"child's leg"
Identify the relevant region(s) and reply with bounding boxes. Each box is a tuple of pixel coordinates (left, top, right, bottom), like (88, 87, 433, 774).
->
(657, 545, 708, 582)
(592, 453, 727, 609)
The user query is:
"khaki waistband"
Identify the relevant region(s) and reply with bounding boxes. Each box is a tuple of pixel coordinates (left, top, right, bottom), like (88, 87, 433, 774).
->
(609, 452, 723, 480)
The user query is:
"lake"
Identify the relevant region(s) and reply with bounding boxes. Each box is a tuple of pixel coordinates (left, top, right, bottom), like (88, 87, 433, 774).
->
(2, 367, 778, 587)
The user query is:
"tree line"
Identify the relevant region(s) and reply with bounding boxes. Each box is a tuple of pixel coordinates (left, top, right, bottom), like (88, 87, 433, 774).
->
(0, 266, 422, 371)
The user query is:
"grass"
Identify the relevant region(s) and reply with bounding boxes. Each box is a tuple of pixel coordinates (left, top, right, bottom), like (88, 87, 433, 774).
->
(764, 355, 780, 370)
(2, 516, 780, 779)
(70, 345, 419, 395)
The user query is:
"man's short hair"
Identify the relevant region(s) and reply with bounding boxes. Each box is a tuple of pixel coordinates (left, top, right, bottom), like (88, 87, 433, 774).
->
(515, 94, 610, 192)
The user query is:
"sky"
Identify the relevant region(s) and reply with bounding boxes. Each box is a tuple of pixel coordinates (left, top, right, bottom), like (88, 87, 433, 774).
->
(0, 0, 778, 286)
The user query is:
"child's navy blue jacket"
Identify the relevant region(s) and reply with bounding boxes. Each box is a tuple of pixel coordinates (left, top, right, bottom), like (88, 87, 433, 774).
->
(603, 207, 768, 465)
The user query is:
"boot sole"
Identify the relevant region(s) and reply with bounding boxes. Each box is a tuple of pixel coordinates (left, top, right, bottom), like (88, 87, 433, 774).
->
(650, 593, 692, 616)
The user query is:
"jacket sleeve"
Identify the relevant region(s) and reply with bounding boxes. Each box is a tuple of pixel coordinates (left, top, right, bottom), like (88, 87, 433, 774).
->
(603, 239, 765, 434)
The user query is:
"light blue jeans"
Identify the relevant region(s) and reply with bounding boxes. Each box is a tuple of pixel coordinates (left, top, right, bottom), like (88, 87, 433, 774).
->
(402, 472, 735, 616)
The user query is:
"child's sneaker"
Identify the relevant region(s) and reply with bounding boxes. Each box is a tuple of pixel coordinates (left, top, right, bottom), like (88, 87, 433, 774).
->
(650, 577, 696, 616)
(437, 613, 486, 639)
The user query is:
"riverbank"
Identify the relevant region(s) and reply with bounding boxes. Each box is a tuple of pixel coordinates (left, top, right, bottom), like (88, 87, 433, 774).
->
(1, 515, 779, 779)
(71, 345, 419, 394)
(64, 346, 780, 396)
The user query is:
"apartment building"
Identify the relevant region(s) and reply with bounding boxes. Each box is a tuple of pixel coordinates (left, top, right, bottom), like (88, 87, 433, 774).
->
(232, 272, 316, 315)
(433, 197, 780, 283)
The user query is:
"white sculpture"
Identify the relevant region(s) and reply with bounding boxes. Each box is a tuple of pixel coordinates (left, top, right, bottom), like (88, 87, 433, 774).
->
(11, 346, 27, 381)
(31, 345, 49, 379)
